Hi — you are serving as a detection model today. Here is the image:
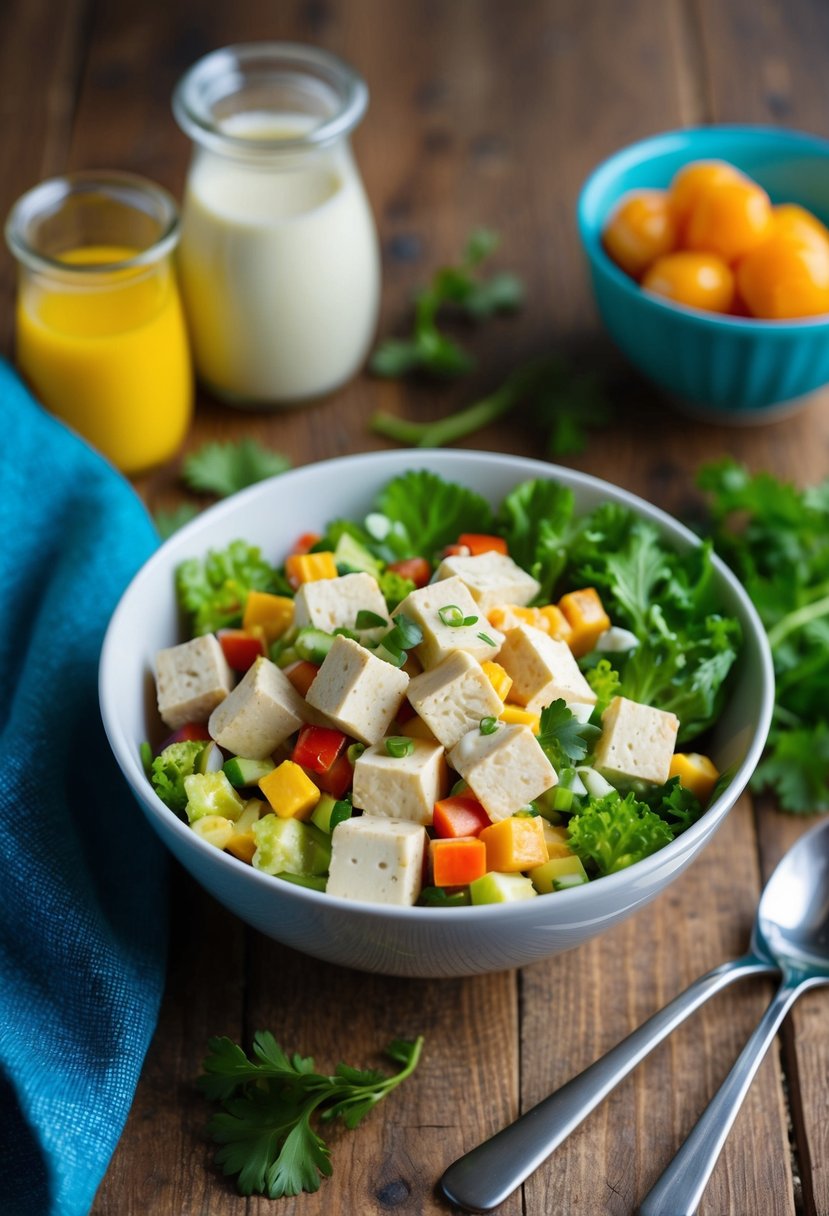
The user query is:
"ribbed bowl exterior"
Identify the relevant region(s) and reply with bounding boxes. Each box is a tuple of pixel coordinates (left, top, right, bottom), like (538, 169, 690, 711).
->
(578, 125, 829, 419)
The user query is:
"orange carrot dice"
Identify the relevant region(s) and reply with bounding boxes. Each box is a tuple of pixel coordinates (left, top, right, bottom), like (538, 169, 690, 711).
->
(430, 837, 487, 887)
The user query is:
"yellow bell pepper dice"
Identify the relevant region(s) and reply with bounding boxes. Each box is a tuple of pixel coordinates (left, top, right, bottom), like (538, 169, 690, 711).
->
(542, 822, 573, 859)
(488, 604, 542, 633)
(669, 752, 720, 804)
(557, 587, 611, 658)
(285, 551, 338, 586)
(243, 590, 295, 642)
(259, 760, 321, 820)
(499, 703, 540, 734)
(537, 604, 573, 643)
(479, 815, 548, 873)
(481, 660, 513, 703)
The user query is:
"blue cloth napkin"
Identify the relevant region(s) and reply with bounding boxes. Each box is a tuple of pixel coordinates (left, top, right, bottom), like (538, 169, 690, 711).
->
(0, 361, 167, 1216)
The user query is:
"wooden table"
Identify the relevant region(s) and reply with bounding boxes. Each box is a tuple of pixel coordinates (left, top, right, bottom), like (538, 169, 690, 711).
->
(4, 1, 829, 1212)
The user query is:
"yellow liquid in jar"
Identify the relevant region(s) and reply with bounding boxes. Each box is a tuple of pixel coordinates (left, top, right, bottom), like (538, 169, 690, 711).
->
(16, 245, 193, 474)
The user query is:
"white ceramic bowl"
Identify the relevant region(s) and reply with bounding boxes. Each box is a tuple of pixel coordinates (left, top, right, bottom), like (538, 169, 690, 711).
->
(99, 450, 774, 977)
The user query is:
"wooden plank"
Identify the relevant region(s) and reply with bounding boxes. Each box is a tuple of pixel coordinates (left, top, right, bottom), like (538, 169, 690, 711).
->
(0, 0, 92, 353)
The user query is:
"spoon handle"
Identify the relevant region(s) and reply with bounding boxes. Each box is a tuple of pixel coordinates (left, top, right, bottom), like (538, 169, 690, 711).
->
(638, 974, 805, 1216)
(440, 954, 774, 1213)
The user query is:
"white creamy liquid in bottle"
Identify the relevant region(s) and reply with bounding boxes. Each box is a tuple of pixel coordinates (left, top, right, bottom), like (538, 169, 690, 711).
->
(177, 112, 381, 405)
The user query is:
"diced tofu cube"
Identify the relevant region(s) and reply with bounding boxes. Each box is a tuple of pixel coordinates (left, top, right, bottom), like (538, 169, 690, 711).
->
(394, 576, 504, 670)
(156, 634, 234, 729)
(326, 815, 427, 906)
(593, 695, 679, 787)
(406, 650, 505, 750)
(352, 738, 448, 825)
(434, 552, 541, 614)
(208, 656, 306, 760)
(497, 624, 597, 713)
(448, 723, 558, 822)
(305, 635, 409, 745)
(293, 572, 390, 642)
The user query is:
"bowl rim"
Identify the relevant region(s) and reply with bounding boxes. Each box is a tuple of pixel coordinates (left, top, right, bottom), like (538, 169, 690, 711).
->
(99, 448, 775, 922)
(577, 123, 829, 333)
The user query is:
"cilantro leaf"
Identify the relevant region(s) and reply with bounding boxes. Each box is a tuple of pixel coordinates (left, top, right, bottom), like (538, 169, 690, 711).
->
(375, 470, 493, 560)
(183, 438, 291, 499)
(496, 478, 576, 602)
(752, 724, 829, 813)
(200, 1034, 423, 1199)
(536, 699, 600, 769)
(153, 503, 200, 539)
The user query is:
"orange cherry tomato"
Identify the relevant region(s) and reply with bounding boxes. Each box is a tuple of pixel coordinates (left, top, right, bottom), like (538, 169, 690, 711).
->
(641, 251, 735, 314)
(602, 189, 677, 279)
(684, 178, 772, 263)
(771, 203, 829, 251)
(736, 233, 829, 319)
(669, 159, 745, 233)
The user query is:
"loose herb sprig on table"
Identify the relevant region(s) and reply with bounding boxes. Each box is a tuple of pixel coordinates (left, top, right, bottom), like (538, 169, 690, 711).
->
(153, 438, 292, 538)
(370, 227, 524, 379)
(199, 1032, 424, 1198)
(699, 459, 829, 814)
(370, 356, 611, 457)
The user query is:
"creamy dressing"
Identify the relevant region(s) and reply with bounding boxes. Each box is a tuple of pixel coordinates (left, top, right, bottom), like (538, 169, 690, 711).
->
(177, 111, 380, 405)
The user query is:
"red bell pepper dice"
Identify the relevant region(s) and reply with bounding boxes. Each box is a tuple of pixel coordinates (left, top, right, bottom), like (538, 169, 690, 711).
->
(432, 794, 491, 838)
(291, 531, 322, 556)
(456, 533, 508, 556)
(387, 557, 432, 588)
(218, 628, 266, 672)
(292, 724, 347, 774)
(312, 750, 354, 798)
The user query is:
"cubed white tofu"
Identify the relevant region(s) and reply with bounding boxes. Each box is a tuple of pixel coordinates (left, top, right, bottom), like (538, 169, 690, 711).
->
(352, 738, 448, 825)
(156, 634, 234, 730)
(593, 695, 679, 787)
(448, 723, 558, 822)
(305, 634, 409, 745)
(208, 656, 306, 760)
(497, 625, 597, 713)
(326, 815, 426, 906)
(394, 576, 504, 670)
(434, 551, 540, 613)
(293, 572, 390, 642)
(407, 650, 504, 749)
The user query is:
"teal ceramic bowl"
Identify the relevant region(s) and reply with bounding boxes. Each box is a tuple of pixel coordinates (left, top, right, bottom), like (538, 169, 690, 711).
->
(577, 126, 829, 420)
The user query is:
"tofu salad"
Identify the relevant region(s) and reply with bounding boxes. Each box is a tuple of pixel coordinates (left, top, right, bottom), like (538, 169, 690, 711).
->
(144, 470, 741, 908)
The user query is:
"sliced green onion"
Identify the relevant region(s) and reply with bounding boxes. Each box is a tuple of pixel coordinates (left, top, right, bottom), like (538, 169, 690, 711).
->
(373, 641, 407, 668)
(477, 631, 497, 646)
(438, 604, 464, 626)
(355, 609, 388, 630)
(388, 613, 423, 649)
(347, 743, 366, 765)
(385, 736, 414, 758)
(479, 716, 499, 735)
(295, 627, 336, 664)
(449, 778, 469, 797)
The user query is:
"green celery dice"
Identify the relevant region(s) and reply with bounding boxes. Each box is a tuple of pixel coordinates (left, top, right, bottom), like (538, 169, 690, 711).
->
(469, 872, 537, 905)
(530, 854, 589, 894)
(252, 815, 331, 877)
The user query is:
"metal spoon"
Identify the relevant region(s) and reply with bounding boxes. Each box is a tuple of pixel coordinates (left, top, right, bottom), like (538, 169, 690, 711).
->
(440, 821, 829, 1213)
(639, 817, 829, 1215)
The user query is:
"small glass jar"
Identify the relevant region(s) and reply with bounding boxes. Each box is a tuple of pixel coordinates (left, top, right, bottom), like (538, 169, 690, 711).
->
(173, 42, 381, 407)
(5, 172, 193, 475)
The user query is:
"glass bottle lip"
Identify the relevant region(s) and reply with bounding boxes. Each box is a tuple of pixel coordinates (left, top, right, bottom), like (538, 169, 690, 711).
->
(5, 170, 180, 278)
(172, 42, 369, 158)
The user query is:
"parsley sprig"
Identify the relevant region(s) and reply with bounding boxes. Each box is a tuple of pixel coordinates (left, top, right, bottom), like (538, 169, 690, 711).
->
(370, 228, 523, 378)
(200, 1032, 424, 1198)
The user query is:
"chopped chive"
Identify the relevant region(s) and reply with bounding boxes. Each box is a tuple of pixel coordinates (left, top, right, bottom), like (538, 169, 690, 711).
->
(385, 736, 414, 758)
(389, 613, 423, 649)
(347, 743, 366, 765)
(355, 609, 388, 630)
(479, 716, 499, 735)
(477, 631, 497, 646)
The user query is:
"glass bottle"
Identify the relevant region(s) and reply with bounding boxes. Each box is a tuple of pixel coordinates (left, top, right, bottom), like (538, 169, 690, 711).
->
(5, 172, 193, 475)
(173, 42, 381, 407)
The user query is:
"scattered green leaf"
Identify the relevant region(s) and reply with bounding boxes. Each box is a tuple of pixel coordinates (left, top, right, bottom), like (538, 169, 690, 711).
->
(183, 438, 291, 498)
